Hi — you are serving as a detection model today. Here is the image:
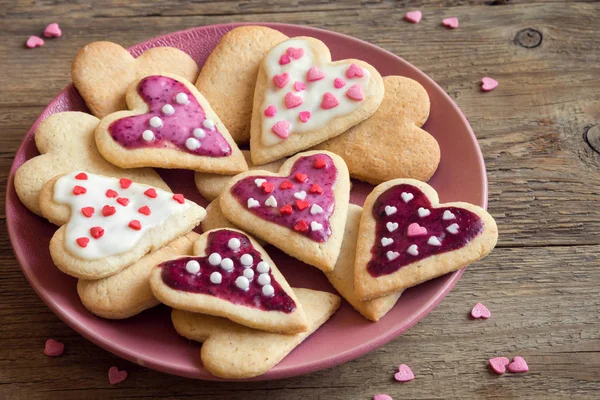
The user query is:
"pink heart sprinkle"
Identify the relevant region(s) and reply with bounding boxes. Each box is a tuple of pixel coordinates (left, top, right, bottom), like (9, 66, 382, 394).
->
(285, 92, 303, 109)
(279, 54, 290, 65)
(26, 36, 44, 48)
(286, 47, 304, 60)
(307, 66, 325, 82)
(321, 92, 339, 109)
(394, 364, 415, 382)
(334, 78, 346, 88)
(374, 395, 393, 400)
(489, 357, 509, 375)
(345, 63, 365, 79)
(471, 302, 491, 319)
(346, 84, 364, 101)
(264, 105, 276, 117)
(108, 366, 128, 385)
(44, 339, 64, 357)
(44, 22, 62, 38)
(508, 356, 529, 373)
(271, 120, 291, 138)
(481, 77, 498, 91)
(405, 11, 422, 24)
(299, 111, 311, 122)
(407, 222, 427, 237)
(442, 17, 459, 29)
(273, 73, 290, 89)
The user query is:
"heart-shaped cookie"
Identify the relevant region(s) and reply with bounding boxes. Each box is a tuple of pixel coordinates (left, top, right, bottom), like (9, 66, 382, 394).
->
(250, 37, 384, 164)
(171, 288, 340, 379)
(314, 76, 440, 184)
(150, 228, 308, 334)
(39, 171, 205, 279)
(14, 112, 169, 217)
(355, 179, 498, 300)
(95, 73, 247, 173)
(219, 151, 350, 272)
(72, 41, 199, 118)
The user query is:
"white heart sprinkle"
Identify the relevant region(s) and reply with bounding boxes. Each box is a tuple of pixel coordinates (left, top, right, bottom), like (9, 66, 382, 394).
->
(386, 251, 400, 261)
(427, 236, 442, 246)
(254, 178, 267, 187)
(228, 238, 241, 251)
(258, 273, 271, 286)
(401, 192, 414, 203)
(142, 130, 155, 142)
(193, 128, 206, 138)
(265, 195, 278, 207)
(220, 258, 234, 271)
(386, 222, 399, 232)
(240, 254, 253, 266)
(311, 221, 323, 231)
(262, 284, 275, 297)
(247, 198, 260, 208)
(175, 92, 188, 104)
(407, 244, 419, 256)
(162, 104, 175, 115)
(203, 119, 215, 130)
(235, 276, 249, 290)
(294, 191, 307, 200)
(257, 261, 270, 273)
(210, 271, 222, 284)
(385, 205, 397, 216)
(243, 268, 254, 280)
(185, 137, 200, 150)
(208, 253, 222, 266)
(185, 260, 200, 274)
(446, 223, 459, 234)
(381, 237, 393, 247)
(310, 204, 323, 215)
(443, 210, 456, 220)
(418, 207, 431, 217)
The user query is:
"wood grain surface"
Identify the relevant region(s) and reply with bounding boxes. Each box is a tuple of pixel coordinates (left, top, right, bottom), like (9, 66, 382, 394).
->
(1, 0, 599, 399)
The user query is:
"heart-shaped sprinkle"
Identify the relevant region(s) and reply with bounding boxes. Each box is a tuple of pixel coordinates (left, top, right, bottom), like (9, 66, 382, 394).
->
(387, 251, 400, 261)
(345, 63, 365, 79)
(418, 207, 431, 217)
(247, 198, 260, 208)
(105, 189, 118, 198)
(446, 223, 459, 234)
(294, 191, 307, 200)
(299, 111, 311, 122)
(173, 194, 185, 204)
(394, 364, 415, 382)
(138, 206, 151, 215)
(81, 207, 94, 218)
(285, 92, 304, 109)
(443, 210, 456, 220)
(73, 185, 87, 195)
(404, 10, 422, 24)
(427, 236, 441, 246)
(144, 188, 157, 198)
(271, 121, 291, 138)
(273, 73, 290, 88)
(294, 220, 309, 232)
(255, 178, 267, 187)
(334, 78, 346, 88)
(294, 81, 306, 92)
(286, 47, 304, 59)
(76, 237, 89, 248)
(309, 184, 323, 194)
(108, 366, 128, 385)
(265, 196, 278, 207)
(401, 192, 414, 203)
(508, 356, 529, 373)
(102, 205, 116, 217)
(295, 173, 308, 183)
(381, 237, 393, 247)
(280, 180, 294, 190)
(314, 157, 327, 169)
(385, 205, 397, 216)
(321, 93, 339, 109)
(442, 17, 459, 29)
(387, 222, 399, 232)
(307, 66, 325, 82)
(279, 54, 290, 65)
(489, 357, 509, 374)
(374, 395, 393, 400)
(26, 36, 44, 48)
(471, 302, 491, 319)
(346, 84, 364, 101)
(44, 339, 64, 356)
(264, 105, 277, 117)
(296, 200, 309, 210)
(75, 172, 88, 180)
(90, 226, 104, 239)
(117, 197, 129, 206)
(310, 204, 323, 215)
(481, 77, 498, 92)
(261, 182, 274, 193)
(44, 23, 62, 38)
(119, 178, 132, 189)
(407, 223, 427, 237)
(311, 221, 323, 231)
(406, 244, 419, 256)
(129, 220, 142, 230)
(280, 204, 293, 215)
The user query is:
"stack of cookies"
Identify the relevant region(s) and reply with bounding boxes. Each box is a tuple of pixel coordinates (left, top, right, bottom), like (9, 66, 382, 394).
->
(14, 26, 498, 379)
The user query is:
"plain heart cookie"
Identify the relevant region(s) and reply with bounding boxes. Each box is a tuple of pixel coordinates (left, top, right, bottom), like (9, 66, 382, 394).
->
(77, 232, 199, 319)
(95, 73, 247, 173)
(195, 26, 289, 143)
(14, 111, 169, 216)
(314, 76, 440, 184)
(150, 228, 308, 334)
(171, 287, 340, 379)
(39, 171, 205, 279)
(72, 41, 199, 118)
(355, 178, 498, 300)
(249, 36, 384, 164)
(219, 151, 350, 272)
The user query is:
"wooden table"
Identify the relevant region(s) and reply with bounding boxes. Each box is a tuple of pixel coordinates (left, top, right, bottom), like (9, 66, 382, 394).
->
(1, 1, 599, 398)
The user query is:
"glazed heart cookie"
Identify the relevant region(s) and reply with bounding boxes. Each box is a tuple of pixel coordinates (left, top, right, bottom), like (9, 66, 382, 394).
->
(250, 36, 384, 164)
(315, 76, 440, 184)
(95, 73, 247, 173)
(150, 228, 308, 334)
(72, 41, 199, 118)
(39, 171, 205, 279)
(219, 151, 350, 272)
(355, 179, 498, 300)
(14, 112, 169, 216)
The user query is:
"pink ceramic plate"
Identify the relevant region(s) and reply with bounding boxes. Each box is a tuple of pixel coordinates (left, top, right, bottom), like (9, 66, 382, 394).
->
(6, 23, 487, 381)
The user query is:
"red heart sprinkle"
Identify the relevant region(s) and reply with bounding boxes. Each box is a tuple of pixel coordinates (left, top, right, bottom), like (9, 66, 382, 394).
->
(307, 66, 325, 81)
(173, 194, 185, 204)
(261, 182, 274, 193)
(295, 173, 308, 183)
(321, 92, 339, 109)
(138, 206, 151, 215)
(273, 73, 290, 89)
(334, 78, 346, 88)
(76, 237, 89, 248)
(129, 220, 142, 230)
(294, 81, 306, 92)
(72, 185, 87, 195)
(309, 184, 323, 194)
(280, 180, 294, 190)
(314, 158, 326, 169)
(75, 172, 88, 180)
(345, 63, 365, 79)
(296, 200, 310, 210)
(108, 366, 128, 385)
(294, 220, 308, 232)
(81, 207, 94, 218)
(105, 189, 118, 198)
(279, 54, 290, 65)
(471, 302, 491, 319)
(280, 204, 293, 215)
(298, 111, 311, 122)
(90, 226, 104, 239)
(508, 356, 529, 373)
(117, 197, 129, 206)
(144, 188, 157, 198)
(119, 178, 132, 189)
(286, 47, 304, 59)
(489, 357, 509, 374)
(44, 339, 64, 357)
(102, 205, 116, 217)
